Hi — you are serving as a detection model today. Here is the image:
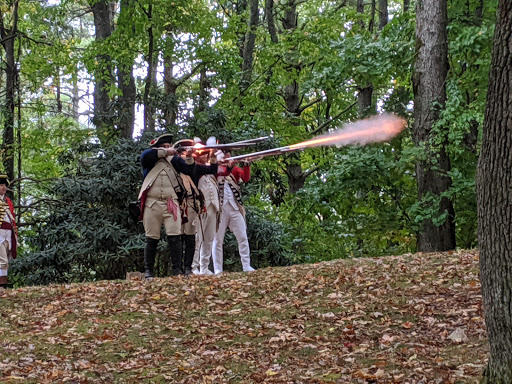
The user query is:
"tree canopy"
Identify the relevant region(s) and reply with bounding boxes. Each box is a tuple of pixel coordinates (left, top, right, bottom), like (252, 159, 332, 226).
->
(0, 0, 498, 285)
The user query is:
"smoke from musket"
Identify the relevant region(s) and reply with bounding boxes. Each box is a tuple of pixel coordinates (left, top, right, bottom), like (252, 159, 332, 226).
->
(222, 113, 407, 162)
(289, 113, 406, 150)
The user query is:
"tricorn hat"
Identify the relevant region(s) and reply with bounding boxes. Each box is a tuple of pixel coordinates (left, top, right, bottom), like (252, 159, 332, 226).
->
(0, 175, 9, 186)
(149, 133, 174, 147)
(172, 139, 195, 152)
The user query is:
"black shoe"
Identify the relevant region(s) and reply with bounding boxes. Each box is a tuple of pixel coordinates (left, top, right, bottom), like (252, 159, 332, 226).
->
(168, 235, 183, 275)
(145, 270, 154, 280)
(144, 237, 159, 278)
(183, 234, 195, 275)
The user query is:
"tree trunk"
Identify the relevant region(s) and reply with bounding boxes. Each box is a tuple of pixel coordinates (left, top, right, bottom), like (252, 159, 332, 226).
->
(0, 1, 19, 183)
(475, 0, 484, 24)
(143, 4, 157, 132)
(118, 65, 136, 139)
(357, 0, 375, 119)
(56, 68, 62, 113)
(265, 0, 278, 43)
(357, 85, 374, 118)
(72, 75, 80, 121)
(236, 0, 249, 59)
(240, 0, 259, 92)
(90, 0, 114, 140)
(368, 0, 375, 34)
(286, 157, 306, 194)
(196, 67, 208, 114)
(281, 0, 306, 193)
(117, 0, 136, 139)
(459, 0, 483, 153)
(357, 0, 365, 28)
(379, 0, 388, 30)
(477, 1, 512, 382)
(163, 52, 178, 127)
(264, 0, 278, 88)
(412, 0, 455, 252)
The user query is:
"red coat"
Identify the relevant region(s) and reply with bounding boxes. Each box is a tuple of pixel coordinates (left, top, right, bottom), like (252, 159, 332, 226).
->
(218, 165, 250, 184)
(2, 196, 18, 259)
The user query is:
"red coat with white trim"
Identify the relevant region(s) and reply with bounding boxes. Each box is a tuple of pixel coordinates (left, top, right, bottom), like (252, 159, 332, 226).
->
(1, 196, 18, 259)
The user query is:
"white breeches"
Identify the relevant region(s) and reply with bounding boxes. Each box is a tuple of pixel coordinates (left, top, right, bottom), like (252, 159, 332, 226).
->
(195, 205, 218, 273)
(212, 204, 251, 274)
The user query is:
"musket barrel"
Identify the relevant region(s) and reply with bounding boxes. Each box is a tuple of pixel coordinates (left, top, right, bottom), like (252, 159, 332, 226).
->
(223, 145, 296, 162)
(182, 142, 259, 152)
(229, 136, 271, 145)
(182, 136, 271, 153)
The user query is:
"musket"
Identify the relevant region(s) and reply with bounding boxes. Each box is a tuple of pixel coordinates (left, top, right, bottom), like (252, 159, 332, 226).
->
(183, 136, 271, 153)
(221, 144, 304, 163)
(228, 136, 271, 145)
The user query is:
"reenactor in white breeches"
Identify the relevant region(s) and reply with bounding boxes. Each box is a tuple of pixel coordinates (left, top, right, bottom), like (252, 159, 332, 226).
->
(212, 156, 255, 274)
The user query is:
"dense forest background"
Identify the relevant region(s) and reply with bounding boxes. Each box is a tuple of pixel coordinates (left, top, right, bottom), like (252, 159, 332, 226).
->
(0, 0, 495, 286)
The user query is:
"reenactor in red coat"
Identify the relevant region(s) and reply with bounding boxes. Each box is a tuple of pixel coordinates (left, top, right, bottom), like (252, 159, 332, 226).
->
(0, 175, 17, 289)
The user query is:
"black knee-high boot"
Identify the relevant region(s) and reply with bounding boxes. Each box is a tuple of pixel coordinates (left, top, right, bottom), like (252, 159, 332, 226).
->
(183, 234, 195, 275)
(144, 237, 159, 279)
(167, 235, 183, 275)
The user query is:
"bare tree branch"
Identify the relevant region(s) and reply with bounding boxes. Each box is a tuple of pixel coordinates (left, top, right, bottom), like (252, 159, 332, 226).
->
(310, 100, 358, 135)
(18, 31, 53, 46)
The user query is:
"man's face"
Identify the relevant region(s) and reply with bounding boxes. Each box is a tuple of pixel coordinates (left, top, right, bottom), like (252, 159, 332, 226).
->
(160, 143, 172, 149)
(0, 184, 7, 195)
(196, 152, 208, 164)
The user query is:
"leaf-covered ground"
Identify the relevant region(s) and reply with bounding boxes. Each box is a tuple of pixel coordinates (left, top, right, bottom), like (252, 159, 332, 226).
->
(0, 250, 486, 383)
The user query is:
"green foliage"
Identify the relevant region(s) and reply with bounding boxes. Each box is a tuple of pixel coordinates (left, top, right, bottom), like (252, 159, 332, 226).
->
(3, 0, 497, 285)
(21, 116, 93, 178)
(279, 141, 417, 260)
(11, 138, 145, 285)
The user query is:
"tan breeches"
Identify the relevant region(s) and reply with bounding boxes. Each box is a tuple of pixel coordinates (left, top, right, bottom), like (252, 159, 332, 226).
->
(143, 200, 182, 239)
(0, 240, 9, 275)
(182, 207, 199, 236)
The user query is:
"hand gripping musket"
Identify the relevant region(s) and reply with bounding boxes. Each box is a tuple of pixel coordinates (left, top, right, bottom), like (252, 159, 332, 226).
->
(222, 113, 407, 163)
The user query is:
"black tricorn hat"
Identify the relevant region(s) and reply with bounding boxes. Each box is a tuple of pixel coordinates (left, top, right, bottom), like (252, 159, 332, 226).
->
(149, 133, 174, 147)
(172, 139, 195, 152)
(0, 175, 9, 186)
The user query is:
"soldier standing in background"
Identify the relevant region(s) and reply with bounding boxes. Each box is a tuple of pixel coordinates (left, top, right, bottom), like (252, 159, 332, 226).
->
(194, 149, 222, 275)
(0, 175, 17, 289)
(173, 139, 218, 275)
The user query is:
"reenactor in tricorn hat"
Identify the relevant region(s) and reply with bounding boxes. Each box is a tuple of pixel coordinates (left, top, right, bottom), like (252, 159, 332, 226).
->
(173, 138, 214, 275)
(137, 134, 217, 279)
(0, 175, 17, 289)
(193, 144, 222, 275)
